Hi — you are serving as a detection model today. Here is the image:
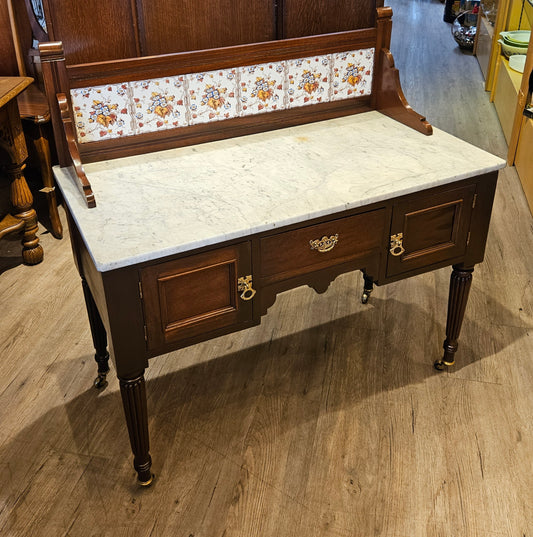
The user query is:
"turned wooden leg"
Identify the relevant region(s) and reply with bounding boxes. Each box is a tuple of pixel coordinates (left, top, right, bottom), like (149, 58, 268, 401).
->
(8, 163, 44, 265)
(361, 272, 374, 304)
(435, 265, 474, 370)
(34, 128, 63, 239)
(81, 277, 110, 389)
(119, 373, 153, 486)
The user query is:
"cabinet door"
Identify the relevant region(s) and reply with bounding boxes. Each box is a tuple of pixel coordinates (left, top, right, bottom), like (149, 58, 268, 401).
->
(140, 242, 253, 350)
(386, 185, 476, 277)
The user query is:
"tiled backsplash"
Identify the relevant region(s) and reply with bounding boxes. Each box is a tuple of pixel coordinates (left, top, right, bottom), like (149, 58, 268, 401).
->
(71, 48, 375, 143)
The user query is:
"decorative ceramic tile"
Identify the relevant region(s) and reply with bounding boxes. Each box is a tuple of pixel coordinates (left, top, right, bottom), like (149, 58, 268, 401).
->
(131, 77, 188, 134)
(70, 48, 377, 145)
(186, 69, 239, 125)
(331, 48, 374, 101)
(287, 55, 331, 108)
(71, 83, 134, 143)
(239, 62, 286, 116)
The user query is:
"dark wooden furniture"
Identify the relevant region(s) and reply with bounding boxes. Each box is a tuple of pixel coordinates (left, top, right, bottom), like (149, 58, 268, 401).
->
(4, 0, 63, 238)
(40, 0, 382, 64)
(0, 76, 43, 264)
(17, 86, 63, 238)
(41, 6, 505, 486)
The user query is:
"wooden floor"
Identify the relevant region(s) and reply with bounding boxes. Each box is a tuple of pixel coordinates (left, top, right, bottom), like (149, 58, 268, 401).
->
(1, 0, 533, 535)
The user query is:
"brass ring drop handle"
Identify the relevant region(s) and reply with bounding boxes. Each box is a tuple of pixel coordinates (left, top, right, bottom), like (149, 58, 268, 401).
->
(238, 275, 256, 301)
(309, 234, 339, 253)
(390, 233, 405, 256)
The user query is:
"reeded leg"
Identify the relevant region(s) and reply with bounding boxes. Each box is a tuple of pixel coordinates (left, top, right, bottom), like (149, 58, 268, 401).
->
(119, 373, 153, 486)
(8, 163, 44, 265)
(81, 277, 110, 389)
(434, 265, 474, 370)
(361, 273, 374, 304)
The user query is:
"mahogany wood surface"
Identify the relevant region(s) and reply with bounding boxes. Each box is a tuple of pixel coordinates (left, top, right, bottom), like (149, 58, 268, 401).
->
(41, 0, 141, 64)
(141, 243, 254, 350)
(376, 49, 432, 135)
(118, 374, 152, 485)
(437, 264, 475, 369)
(40, 0, 385, 65)
(386, 185, 476, 277)
(0, 0, 18, 75)
(259, 209, 386, 283)
(1, 0, 528, 529)
(56, 93, 95, 207)
(281, 0, 380, 38)
(37, 3, 499, 485)
(137, 0, 276, 55)
(38, 7, 431, 189)
(65, 29, 378, 86)
(81, 276, 110, 387)
(70, 174, 497, 484)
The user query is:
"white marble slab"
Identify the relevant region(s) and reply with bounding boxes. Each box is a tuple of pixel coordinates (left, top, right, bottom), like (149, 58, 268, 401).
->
(53, 111, 506, 272)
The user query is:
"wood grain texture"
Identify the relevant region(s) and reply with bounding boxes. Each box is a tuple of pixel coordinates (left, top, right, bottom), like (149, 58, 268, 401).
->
(281, 0, 379, 38)
(41, 0, 140, 64)
(136, 0, 276, 54)
(0, 0, 18, 76)
(1, 0, 533, 535)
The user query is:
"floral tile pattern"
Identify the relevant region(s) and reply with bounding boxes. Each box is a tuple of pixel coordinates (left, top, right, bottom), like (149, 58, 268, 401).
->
(239, 62, 286, 116)
(186, 69, 239, 125)
(71, 83, 134, 142)
(131, 77, 188, 134)
(71, 48, 375, 143)
(331, 48, 374, 101)
(287, 55, 331, 108)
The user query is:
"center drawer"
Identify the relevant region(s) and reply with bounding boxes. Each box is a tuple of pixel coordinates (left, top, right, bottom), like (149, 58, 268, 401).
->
(259, 208, 386, 281)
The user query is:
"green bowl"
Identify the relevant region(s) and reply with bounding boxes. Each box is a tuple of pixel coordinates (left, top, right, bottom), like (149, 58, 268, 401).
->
(503, 37, 529, 47)
(498, 38, 530, 58)
(500, 30, 531, 46)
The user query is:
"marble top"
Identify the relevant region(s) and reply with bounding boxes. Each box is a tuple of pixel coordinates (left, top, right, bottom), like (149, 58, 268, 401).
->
(54, 111, 506, 272)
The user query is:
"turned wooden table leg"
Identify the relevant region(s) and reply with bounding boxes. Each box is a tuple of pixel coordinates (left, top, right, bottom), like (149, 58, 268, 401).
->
(7, 162, 44, 265)
(1, 80, 43, 265)
(435, 264, 474, 370)
(119, 373, 153, 486)
(81, 277, 110, 389)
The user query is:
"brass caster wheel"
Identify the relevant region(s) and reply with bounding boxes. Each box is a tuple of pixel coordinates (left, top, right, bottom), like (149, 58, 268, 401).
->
(94, 373, 108, 389)
(138, 474, 154, 487)
(361, 289, 372, 304)
(434, 359, 455, 371)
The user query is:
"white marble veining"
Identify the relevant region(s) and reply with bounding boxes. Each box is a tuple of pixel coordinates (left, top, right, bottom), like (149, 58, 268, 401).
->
(54, 111, 506, 272)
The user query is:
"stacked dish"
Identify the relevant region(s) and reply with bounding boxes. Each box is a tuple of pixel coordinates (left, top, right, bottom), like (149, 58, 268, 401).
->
(498, 30, 530, 58)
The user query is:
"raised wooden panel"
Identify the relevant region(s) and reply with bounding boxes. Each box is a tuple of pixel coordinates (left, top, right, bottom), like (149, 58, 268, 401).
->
(386, 185, 476, 277)
(41, 0, 139, 64)
(0, 0, 18, 75)
(140, 242, 253, 350)
(281, 0, 378, 38)
(136, 0, 276, 55)
(259, 209, 386, 283)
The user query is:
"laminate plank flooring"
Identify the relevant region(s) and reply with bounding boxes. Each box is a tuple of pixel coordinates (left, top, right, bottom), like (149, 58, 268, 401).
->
(1, 0, 533, 535)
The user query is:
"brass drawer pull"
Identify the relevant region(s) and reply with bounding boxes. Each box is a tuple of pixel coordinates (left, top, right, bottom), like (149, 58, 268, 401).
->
(309, 234, 339, 253)
(390, 233, 405, 256)
(238, 275, 256, 301)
